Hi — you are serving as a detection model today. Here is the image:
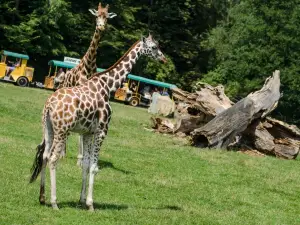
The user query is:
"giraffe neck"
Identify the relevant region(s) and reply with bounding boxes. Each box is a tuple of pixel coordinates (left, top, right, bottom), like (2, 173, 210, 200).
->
(60, 29, 102, 88)
(90, 40, 143, 93)
(80, 28, 101, 78)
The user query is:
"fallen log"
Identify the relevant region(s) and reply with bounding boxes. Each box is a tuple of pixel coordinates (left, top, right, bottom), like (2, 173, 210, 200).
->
(241, 117, 300, 159)
(191, 70, 281, 149)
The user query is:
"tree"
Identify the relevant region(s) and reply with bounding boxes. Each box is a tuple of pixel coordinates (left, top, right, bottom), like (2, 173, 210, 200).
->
(201, 0, 300, 124)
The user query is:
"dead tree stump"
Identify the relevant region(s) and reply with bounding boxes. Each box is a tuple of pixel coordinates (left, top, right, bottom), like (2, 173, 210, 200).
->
(191, 70, 281, 149)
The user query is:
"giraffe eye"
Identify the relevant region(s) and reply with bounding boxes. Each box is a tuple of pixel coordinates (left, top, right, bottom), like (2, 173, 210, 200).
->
(152, 46, 158, 50)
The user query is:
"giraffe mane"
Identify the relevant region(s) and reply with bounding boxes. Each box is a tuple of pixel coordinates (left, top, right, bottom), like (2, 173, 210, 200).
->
(90, 40, 140, 79)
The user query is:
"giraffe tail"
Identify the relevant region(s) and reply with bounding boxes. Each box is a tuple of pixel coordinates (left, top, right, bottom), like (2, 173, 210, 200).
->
(29, 107, 50, 183)
(29, 140, 45, 183)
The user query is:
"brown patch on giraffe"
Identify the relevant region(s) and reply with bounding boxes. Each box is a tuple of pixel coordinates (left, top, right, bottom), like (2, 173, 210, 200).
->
(64, 104, 68, 111)
(102, 76, 107, 82)
(91, 92, 96, 99)
(115, 82, 120, 90)
(84, 121, 91, 128)
(65, 95, 72, 103)
(69, 105, 75, 113)
(96, 93, 101, 100)
(120, 70, 125, 76)
(136, 43, 141, 48)
(87, 113, 94, 121)
(98, 100, 104, 108)
(100, 80, 105, 87)
(86, 102, 91, 108)
(96, 110, 102, 120)
(104, 95, 109, 102)
(125, 63, 130, 71)
(116, 62, 123, 71)
(64, 111, 71, 118)
(109, 70, 114, 77)
(103, 109, 108, 122)
(123, 56, 130, 62)
(57, 101, 63, 110)
(115, 74, 120, 80)
(131, 51, 136, 59)
(73, 98, 80, 107)
(58, 111, 63, 118)
(100, 89, 106, 96)
(89, 82, 97, 93)
(80, 103, 85, 110)
(84, 109, 89, 117)
(108, 79, 114, 88)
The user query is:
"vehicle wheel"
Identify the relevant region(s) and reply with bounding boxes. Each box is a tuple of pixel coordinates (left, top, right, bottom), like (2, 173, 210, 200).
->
(16, 76, 29, 87)
(129, 97, 139, 107)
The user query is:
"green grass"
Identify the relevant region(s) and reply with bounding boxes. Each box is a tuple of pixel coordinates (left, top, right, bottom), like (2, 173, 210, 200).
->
(0, 82, 300, 225)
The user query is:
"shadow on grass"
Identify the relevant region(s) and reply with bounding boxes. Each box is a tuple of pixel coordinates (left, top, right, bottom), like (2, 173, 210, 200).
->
(98, 160, 132, 174)
(45, 202, 182, 211)
(53, 201, 129, 210)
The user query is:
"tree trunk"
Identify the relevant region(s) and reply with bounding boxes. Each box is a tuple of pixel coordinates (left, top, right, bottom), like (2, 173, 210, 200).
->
(191, 70, 281, 149)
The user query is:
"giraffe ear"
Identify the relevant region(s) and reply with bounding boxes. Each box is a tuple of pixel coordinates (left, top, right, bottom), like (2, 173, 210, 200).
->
(148, 33, 153, 40)
(141, 35, 146, 43)
(89, 9, 98, 16)
(108, 12, 117, 18)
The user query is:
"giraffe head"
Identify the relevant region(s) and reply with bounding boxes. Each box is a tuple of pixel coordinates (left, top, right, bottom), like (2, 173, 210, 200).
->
(141, 34, 167, 63)
(89, 3, 117, 31)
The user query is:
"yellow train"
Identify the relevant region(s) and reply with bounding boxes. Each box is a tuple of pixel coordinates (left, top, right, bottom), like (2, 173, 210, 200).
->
(0, 50, 34, 86)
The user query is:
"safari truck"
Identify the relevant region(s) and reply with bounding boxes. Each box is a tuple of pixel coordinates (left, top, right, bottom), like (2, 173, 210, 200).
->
(114, 74, 177, 107)
(44, 57, 104, 90)
(0, 50, 34, 87)
(44, 60, 77, 90)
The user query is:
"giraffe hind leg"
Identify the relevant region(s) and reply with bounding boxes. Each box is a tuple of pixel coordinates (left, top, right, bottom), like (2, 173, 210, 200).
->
(39, 113, 54, 204)
(79, 134, 93, 206)
(86, 130, 107, 211)
(48, 134, 67, 210)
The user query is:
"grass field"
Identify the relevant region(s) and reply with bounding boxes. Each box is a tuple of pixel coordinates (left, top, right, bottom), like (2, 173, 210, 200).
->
(1, 82, 300, 225)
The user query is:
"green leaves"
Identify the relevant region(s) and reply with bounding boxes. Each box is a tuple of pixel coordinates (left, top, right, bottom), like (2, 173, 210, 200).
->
(202, 0, 300, 123)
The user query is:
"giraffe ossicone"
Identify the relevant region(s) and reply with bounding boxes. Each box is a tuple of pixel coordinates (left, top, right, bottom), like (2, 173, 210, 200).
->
(29, 34, 167, 211)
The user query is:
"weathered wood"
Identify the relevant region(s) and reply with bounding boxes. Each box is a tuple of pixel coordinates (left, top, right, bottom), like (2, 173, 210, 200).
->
(172, 82, 233, 117)
(191, 70, 281, 149)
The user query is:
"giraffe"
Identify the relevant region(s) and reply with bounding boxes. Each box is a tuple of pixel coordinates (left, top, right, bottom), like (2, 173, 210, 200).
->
(29, 34, 167, 211)
(53, 2, 116, 165)
(54, 3, 117, 88)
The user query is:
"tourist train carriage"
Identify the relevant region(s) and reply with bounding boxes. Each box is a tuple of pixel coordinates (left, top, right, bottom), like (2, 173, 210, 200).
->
(0, 50, 34, 87)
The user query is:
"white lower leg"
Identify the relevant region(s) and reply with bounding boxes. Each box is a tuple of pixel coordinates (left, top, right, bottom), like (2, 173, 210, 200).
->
(77, 135, 84, 166)
(50, 166, 58, 209)
(86, 163, 99, 210)
(80, 157, 89, 204)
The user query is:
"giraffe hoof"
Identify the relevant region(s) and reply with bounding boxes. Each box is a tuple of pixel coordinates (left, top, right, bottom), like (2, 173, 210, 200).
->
(78, 199, 86, 206)
(52, 203, 59, 210)
(87, 205, 94, 212)
(76, 159, 82, 167)
(39, 197, 46, 205)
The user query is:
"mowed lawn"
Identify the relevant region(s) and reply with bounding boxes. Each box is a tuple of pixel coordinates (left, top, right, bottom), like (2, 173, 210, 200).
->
(0, 82, 300, 225)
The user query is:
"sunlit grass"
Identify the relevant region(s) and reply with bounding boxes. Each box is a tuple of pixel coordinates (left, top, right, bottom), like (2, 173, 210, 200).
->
(0, 82, 300, 225)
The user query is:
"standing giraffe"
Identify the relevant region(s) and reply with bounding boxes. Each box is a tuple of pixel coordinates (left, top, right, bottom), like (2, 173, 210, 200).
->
(54, 2, 116, 165)
(30, 34, 167, 211)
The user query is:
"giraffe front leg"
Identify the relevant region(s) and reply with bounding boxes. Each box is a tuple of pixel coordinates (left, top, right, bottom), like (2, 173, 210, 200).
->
(79, 134, 93, 206)
(86, 130, 106, 211)
(77, 135, 84, 167)
(49, 137, 66, 210)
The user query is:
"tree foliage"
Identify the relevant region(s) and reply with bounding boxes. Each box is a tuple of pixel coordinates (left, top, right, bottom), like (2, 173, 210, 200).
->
(201, 0, 300, 123)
